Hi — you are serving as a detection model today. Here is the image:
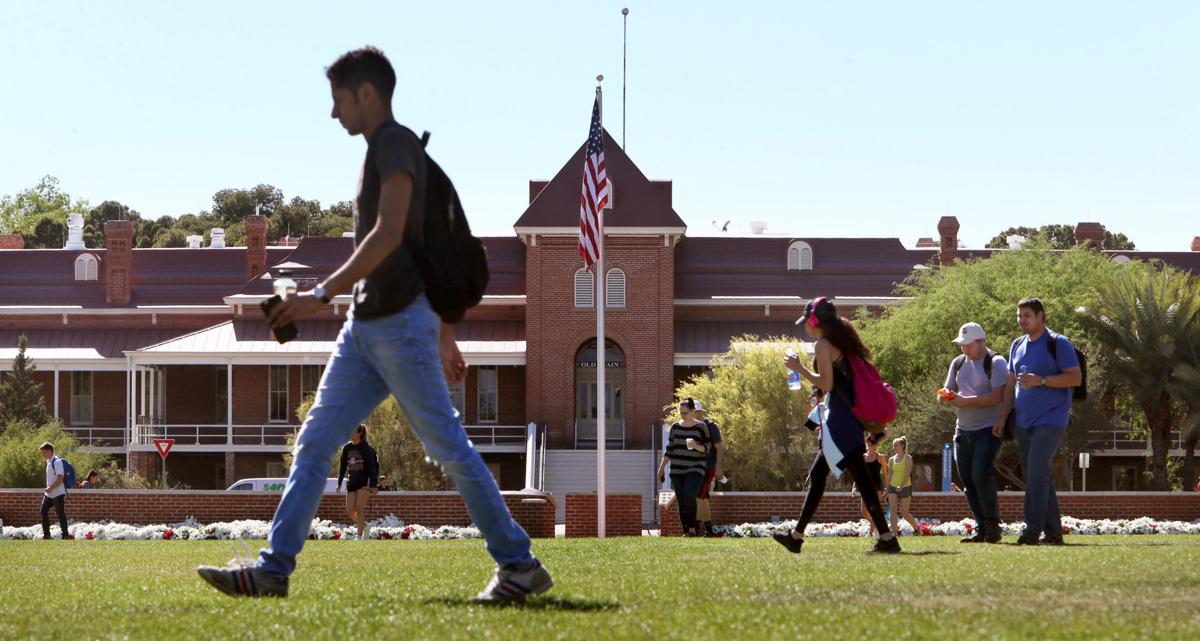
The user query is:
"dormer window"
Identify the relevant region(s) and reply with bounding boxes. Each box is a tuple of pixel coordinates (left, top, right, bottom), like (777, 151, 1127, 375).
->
(787, 241, 813, 271)
(74, 253, 98, 281)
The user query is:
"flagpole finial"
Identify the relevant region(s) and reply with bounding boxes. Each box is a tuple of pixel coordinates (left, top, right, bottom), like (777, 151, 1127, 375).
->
(596, 74, 604, 84)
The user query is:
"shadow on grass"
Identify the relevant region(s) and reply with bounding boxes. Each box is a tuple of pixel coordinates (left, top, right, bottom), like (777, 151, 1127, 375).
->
(424, 595, 620, 612)
(899, 550, 962, 556)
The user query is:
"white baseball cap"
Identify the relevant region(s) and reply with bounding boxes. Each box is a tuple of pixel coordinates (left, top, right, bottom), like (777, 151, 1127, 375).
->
(952, 322, 987, 345)
(693, 400, 705, 412)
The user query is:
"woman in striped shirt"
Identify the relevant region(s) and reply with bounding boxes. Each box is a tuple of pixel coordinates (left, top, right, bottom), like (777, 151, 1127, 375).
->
(658, 398, 711, 537)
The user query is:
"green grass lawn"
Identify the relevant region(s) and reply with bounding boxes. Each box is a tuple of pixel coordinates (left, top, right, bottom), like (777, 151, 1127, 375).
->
(1, 536, 1198, 640)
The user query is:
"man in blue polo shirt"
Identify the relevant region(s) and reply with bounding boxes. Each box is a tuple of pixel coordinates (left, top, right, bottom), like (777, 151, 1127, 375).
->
(1003, 297, 1082, 546)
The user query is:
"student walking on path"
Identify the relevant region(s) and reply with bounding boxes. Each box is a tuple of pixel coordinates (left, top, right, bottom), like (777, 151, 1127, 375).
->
(199, 47, 550, 602)
(775, 297, 899, 554)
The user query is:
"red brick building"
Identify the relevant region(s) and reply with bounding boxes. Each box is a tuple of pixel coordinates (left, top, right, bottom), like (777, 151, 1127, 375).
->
(2, 133, 1198, 511)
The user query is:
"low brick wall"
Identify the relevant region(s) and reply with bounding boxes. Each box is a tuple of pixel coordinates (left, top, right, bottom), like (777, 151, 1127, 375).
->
(564, 493, 643, 537)
(658, 491, 1200, 536)
(0, 490, 556, 538)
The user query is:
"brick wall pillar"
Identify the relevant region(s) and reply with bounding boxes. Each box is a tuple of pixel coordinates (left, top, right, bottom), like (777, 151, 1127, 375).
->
(245, 215, 268, 280)
(224, 452, 237, 489)
(937, 216, 960, 266)
(565, 493, 643, 537)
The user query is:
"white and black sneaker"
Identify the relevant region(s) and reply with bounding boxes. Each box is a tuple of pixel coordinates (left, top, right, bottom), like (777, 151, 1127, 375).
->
(473, 559, 553, 604)
(197, 560, 289, 598)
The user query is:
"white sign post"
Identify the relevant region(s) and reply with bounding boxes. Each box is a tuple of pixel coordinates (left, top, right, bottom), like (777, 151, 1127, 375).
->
(1078, 452, 1091, 492)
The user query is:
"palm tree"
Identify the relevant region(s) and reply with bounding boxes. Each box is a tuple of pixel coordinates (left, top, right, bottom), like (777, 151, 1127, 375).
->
(1169, 344, 1200, 491)
(1076, 262, 1200, 490)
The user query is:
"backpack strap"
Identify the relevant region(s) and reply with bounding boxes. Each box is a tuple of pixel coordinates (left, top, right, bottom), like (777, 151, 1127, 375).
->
(948, 354, 967, 392)
(1046, 330, 1059, 360)
(984, 349, 997, 379)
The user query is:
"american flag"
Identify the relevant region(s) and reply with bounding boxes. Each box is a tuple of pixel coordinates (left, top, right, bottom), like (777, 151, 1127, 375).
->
(578, 90, 609, 267)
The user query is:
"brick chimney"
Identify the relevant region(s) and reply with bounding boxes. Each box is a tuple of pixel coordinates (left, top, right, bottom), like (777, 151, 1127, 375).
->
(1191, 236, 1200, 252)
(0, 234, 24, 249)
(1074, 222, 1105, 251)
(937, 216, 960, 266)
(245, 215, 269, 280)
(104, 220, 134, 305)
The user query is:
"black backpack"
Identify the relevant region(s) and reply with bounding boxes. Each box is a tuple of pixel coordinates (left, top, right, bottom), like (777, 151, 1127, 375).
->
(1046, 331, 1089, 402)
(410, 130, 489, 325)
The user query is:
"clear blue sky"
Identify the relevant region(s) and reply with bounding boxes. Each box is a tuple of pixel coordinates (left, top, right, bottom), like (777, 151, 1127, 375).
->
(2, 1, 1196, 250)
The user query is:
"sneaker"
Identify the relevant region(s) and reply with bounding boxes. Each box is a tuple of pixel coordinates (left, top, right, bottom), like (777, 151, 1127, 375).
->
(983, 521, 1003, 544)
(473, 559, 553, 604)
(1016, 532, 1040, 546)
(960, 530, 986, 543)
(871, 536, 902, 554)
(772, 532, 804, 554)
(197, 563, 289, 598)
(1041, 534, 1065, 546)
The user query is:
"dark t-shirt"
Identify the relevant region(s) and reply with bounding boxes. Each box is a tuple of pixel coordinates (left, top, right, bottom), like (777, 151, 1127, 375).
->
(704, 420, 723, 468)
(351, 120, 428, 320)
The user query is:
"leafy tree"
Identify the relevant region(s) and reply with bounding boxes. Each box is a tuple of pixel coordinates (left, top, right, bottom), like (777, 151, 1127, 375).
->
(24, 216, 66, 249)
(671, 336, 816, 490)
(211, 185, 284, 228)
(0, 335, 50, 429)
(0, 420, 110, 488)
(271, 196, 322, 241)
(153, 227, 189, 248)
(82, 200, 144, 248)
(1170, 350, 1200, 492)
(1076, 261, 1200, 490)
(0, 176, 90, 235)
(986, 224, 1135, 250)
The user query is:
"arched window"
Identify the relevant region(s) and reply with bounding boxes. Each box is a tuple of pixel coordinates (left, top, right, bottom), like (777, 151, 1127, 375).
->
(74, 253, 98, 281)
(606, 268, 626, 308)
(574, 268, 594, 308)
(787, 241, 814, 271)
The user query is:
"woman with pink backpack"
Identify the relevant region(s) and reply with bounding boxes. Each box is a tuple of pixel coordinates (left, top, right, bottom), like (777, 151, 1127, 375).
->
(775, 297, 901, 554)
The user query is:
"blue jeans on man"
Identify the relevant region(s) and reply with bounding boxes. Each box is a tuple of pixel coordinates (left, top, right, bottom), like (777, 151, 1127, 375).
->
(256, 294, 533, 576)
(1015, 423, 1065, 539)
(954, 428, 1002, 525)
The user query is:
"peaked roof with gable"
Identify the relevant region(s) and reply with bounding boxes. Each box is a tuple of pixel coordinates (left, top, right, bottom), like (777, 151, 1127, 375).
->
(513, 129, 685, 230)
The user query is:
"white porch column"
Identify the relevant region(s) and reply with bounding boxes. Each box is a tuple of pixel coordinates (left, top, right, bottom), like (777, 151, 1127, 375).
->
(139, 369, 147, 422)
(126, 357, 134, 447)
(53, 368, 60, 420)
(226, 361, 234, 446)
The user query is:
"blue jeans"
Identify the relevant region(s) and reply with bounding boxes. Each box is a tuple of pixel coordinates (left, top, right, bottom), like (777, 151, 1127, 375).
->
(954, 428, 1001, 524)
(1015, 423, 1065, 538)
(257, 295, 533, 576)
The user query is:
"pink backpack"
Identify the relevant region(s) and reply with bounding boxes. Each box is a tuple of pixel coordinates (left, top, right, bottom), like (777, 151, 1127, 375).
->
(845, 356, 898, 430)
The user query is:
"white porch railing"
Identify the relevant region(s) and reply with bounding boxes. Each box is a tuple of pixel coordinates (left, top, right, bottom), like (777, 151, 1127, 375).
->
(133, 421, 299, 446)
(463, 425, 528, 449)
(64, 425, 125, 447)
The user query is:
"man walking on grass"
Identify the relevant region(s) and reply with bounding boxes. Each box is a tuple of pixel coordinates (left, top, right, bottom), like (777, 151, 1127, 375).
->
(198, 46, 551, 602)
(40, 442, 70, 540)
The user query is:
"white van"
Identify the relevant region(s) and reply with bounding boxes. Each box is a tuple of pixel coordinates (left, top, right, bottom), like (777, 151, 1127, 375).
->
(225, 478, 341, 494)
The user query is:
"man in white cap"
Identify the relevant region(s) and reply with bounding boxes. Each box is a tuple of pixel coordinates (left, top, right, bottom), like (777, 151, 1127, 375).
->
(939, 322, 1009, 543)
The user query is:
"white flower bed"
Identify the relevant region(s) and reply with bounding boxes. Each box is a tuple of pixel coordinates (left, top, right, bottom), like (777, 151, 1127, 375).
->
(0, 514, 482, 541)
(715, 516, 1200, 538)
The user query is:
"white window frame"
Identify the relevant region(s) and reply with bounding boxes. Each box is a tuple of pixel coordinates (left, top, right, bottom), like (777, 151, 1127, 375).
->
(574, 268, 595, 308)
(449, 380, 466, 420)
(606, 268, 626, 308)
(301, 365, 323, 399)
(71, 371, 93, 425)
(74, 253, 98, 281)
(268, 365, 289, 423)
(477, 365, 498, 424)
(787, 241, 814, 271)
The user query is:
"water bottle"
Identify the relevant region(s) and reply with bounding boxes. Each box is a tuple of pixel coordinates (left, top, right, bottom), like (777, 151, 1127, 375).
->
(273, 269, 297, 299)
(1019, 365, 1028, 388)
(786, 350, 803, 391)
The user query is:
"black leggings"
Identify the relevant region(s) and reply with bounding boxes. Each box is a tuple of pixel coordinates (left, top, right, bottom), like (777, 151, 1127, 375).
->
(796, 453, 890, 537)
(671, 473, 704, 533)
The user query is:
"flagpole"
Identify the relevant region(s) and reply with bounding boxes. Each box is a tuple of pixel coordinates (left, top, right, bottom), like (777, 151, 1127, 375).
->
(594, 76, 607, 539)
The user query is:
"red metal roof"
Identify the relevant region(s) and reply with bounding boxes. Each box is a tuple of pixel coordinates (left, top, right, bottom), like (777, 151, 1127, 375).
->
(0, 327, 195, 361)
(674, 320, 807, 354)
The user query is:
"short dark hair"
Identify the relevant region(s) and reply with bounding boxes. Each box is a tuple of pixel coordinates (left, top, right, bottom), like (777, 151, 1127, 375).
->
(39, 442, 54, 453)
(326, 47, 396, 101)
(679, 398, 696, 411)
(1018, 297, 1045, 316)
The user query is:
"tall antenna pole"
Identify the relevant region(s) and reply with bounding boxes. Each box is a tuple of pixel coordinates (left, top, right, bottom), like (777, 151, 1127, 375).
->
(622, 7, 629, 149)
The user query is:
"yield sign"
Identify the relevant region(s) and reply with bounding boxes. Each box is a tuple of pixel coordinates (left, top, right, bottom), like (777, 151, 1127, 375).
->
(153, 438, 175, 460)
